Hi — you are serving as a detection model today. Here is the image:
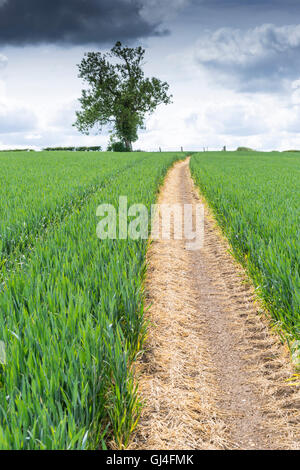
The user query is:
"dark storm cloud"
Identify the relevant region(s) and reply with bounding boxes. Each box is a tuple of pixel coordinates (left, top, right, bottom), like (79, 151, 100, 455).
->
(0, 0, 165, 46)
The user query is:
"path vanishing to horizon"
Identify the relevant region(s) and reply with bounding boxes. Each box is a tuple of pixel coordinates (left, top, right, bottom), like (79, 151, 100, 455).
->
(131, 158, 300, 450)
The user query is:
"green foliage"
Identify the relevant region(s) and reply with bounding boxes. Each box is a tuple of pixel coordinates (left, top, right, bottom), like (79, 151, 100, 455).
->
(43, 146, 102, 152)
(236, 147, 256, 152)
(74, 42, 172, 151)
(0, 149, 35, 152)
(0, 150, 183, 449)
(107, 134, 130, 152)
(0, 151, 132, 266)
(190, 151, 300, 344)
(107, 141, 129, 152)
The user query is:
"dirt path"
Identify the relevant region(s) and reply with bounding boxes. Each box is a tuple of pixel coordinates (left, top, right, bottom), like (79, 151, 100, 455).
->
(131, 158, 300, 450)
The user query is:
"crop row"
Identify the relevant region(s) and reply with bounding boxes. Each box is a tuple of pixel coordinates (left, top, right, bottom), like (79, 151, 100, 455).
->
(0, 151, 183, 449)
(0, 151, 152, 264)
(190, 151, 300, 346)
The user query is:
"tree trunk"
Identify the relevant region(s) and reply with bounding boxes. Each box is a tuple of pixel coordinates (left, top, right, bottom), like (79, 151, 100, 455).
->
(124, 139, 133, 152)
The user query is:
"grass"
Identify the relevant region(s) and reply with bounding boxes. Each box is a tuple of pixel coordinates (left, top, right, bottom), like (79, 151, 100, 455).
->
(0, 151, 146, 263)
(0, 151, 184, 449)
(190, 151, 300, 347)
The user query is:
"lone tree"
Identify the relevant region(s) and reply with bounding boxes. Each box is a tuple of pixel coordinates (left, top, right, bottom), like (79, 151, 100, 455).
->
(74, 41, 172, 151)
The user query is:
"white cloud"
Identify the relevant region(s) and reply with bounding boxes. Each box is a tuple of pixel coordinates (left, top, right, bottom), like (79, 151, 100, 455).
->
(2, 19, 300, 152)
(205, 103, 269, 136)
(135, 61, 300, 152)
(0, 102, 37, 134)
(48, 100, 79, 131)
(0, 53, 8, 69)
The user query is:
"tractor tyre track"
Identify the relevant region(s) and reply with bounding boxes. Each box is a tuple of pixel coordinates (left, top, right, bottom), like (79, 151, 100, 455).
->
(131, 158, 300, 450)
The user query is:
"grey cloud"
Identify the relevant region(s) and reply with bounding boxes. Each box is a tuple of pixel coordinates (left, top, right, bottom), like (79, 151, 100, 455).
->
(195, 24, 300, 92)
(205, 104, 269, 136)
(139, 0, 190, 25)
(0, 104, 37, 133)
(0, 0, 189, 46)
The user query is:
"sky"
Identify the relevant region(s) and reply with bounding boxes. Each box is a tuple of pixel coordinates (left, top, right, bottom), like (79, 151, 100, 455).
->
(1, 0, 300, 151)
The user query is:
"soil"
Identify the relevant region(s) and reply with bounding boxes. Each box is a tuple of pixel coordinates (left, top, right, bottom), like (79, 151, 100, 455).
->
(130, 158, 300, 450)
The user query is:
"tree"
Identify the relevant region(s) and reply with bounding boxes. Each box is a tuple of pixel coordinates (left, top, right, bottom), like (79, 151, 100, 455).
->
(74, 41, 172, 151)
(107, 136, 129, 153)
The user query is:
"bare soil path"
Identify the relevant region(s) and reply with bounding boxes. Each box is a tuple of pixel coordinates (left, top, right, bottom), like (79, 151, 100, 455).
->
(131, 158, 300, 450)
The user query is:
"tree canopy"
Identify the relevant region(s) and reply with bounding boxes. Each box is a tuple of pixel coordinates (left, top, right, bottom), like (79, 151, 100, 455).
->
(74, 41, 172, 151)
